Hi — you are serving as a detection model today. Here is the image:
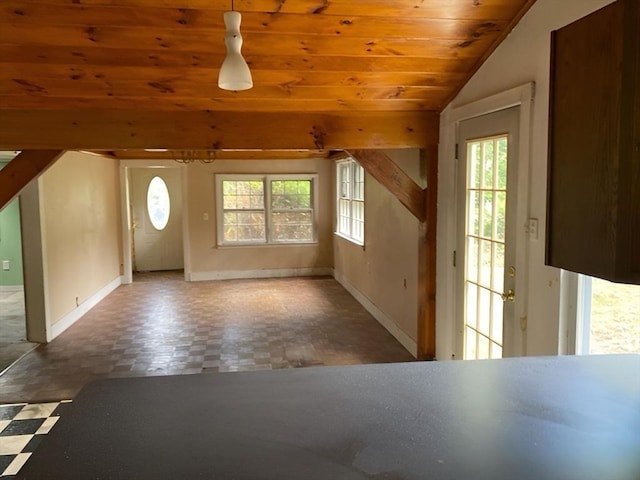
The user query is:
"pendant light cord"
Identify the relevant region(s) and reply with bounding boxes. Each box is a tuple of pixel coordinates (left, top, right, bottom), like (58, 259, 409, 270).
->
(231, 0, 234, 11)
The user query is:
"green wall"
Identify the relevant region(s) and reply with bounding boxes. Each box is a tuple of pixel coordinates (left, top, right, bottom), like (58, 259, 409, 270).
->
(0, 161, 24, 286)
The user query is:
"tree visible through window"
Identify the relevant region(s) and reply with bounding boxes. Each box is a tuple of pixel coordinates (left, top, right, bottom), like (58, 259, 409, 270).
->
(336, 158, 364, 244)
(222, 179, 265, 243)
(217, 175, 316, 246)
(578, 276, 640, 354)
(271, 180, 313, 242)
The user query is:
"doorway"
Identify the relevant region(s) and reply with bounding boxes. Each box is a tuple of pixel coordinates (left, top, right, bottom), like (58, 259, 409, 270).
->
(129, 168, 184, 274)
(0, 156, 37, 372)
(455, 107, 521, 359)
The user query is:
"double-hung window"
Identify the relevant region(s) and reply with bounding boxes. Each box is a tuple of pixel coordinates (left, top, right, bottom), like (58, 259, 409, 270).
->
(216, 174, 316, 246)
(336, 158, 365, 245)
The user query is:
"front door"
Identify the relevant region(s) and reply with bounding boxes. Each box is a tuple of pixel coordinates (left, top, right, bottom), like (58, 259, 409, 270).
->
(456, 107, 520, 359)
(130, 168, 184, 272)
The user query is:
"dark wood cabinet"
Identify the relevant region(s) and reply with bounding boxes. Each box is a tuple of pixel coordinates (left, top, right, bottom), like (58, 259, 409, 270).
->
(546, 0, 640, 284)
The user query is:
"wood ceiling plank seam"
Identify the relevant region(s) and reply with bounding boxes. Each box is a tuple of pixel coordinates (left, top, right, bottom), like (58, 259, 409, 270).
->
(1, 25, 501, 59)
(12, 0, 534, 21)
(0, 96, 441, 112)
(0, 47, 478, 73)
(2, 81, 452, 99)
(2, 4, 510, 40)
(0, 64, 469, 87)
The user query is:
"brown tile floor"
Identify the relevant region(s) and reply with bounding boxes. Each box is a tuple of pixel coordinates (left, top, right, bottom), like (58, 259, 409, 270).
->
(0, 272, 415, 403)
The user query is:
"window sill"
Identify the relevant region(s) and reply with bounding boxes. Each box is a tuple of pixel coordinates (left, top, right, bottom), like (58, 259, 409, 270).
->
(334, 232, 364, 247)
(216, 242, 319, 249)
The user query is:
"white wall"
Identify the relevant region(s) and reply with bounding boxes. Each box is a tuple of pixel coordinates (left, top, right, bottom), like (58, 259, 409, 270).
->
(437, 0, 614, 358)
(185, 158, 334, 281)
(334, 149, 423, 356)
(22, 151, 123, 342)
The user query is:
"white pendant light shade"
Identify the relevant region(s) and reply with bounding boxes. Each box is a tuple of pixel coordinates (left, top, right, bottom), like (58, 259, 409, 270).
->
(218, 11, 253, 91)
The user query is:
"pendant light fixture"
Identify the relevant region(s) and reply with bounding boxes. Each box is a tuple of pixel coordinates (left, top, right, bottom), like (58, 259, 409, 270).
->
(218, 0, 253, 91)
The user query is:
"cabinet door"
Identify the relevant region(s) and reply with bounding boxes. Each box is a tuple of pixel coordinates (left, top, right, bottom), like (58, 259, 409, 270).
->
(546, 0, 640, 284)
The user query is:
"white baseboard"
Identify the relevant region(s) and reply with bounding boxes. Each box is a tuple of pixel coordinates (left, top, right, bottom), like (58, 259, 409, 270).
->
(334, 271, 418, 358)
(50, 275, 123, 341)
(0, 285, 23, 292)
(190, 267, 334, 282)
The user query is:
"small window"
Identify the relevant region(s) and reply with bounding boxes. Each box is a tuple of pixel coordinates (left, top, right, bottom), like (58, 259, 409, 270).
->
(216, 174, 317, 246)
(336, 158, 365, 245)
(147, 176, 170, 230)
(221, 179, 266, 244)
(577, 275, 640, 354)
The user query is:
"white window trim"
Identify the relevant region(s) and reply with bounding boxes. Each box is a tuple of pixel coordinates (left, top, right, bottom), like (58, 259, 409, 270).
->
(216, 173, 318, 247)
(335, 158, 365, 246)
(438, 82, 534, 361)
(576, 274, 593, 355)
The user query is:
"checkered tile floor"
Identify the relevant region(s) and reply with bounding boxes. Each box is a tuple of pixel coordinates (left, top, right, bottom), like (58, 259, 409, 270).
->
(0, 401, 71, 478)
(0, 274, 414, 404)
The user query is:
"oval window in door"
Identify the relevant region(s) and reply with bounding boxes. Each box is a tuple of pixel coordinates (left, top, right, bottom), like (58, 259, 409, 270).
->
(147, 176, 170, 230)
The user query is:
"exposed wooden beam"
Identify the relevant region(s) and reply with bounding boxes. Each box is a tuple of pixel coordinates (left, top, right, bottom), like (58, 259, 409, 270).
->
(0, 111, 439, 150)
(0, 150, 65, 211)
(348, 149, 426, 223)
(417, 146, 438, 360)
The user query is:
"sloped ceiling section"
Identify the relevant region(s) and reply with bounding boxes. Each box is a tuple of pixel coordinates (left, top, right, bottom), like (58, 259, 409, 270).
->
(0, 0, 536, 151)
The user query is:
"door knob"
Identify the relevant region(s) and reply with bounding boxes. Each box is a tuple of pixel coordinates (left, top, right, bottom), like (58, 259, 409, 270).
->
(501, 289, 515, 302)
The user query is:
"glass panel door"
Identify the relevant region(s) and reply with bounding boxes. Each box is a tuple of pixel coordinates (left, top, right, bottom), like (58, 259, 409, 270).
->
(463, 136, 508, 359)
(456, 106, 520, 360)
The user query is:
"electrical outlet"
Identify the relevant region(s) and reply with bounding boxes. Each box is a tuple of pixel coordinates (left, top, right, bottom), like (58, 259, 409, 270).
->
(1, 260, 10, 271)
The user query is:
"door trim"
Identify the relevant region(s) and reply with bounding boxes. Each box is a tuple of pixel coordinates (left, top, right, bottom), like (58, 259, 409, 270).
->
(437, 83, 535, 360)
(119, 161, 190, 284)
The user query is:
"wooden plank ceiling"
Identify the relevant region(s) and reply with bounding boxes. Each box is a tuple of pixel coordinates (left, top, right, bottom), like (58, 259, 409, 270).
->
(0, 0, 536, 152)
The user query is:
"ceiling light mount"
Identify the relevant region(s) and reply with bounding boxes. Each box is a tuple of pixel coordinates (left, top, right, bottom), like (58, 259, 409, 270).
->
(172, 150, 216, 164)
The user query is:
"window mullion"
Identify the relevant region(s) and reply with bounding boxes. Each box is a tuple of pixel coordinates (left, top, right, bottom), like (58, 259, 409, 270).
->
(350, 161, 356, 238)
(264, 176, 271, 243)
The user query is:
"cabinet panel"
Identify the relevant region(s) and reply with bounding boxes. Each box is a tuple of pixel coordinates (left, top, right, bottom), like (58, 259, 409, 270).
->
(546, 0, 640, 284)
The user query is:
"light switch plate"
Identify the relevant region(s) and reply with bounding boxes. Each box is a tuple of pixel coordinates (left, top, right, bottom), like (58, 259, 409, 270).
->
(2, 260, 10, 271)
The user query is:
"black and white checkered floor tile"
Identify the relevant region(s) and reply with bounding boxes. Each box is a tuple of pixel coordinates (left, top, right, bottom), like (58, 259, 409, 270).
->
(0, 401, 72, 478)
